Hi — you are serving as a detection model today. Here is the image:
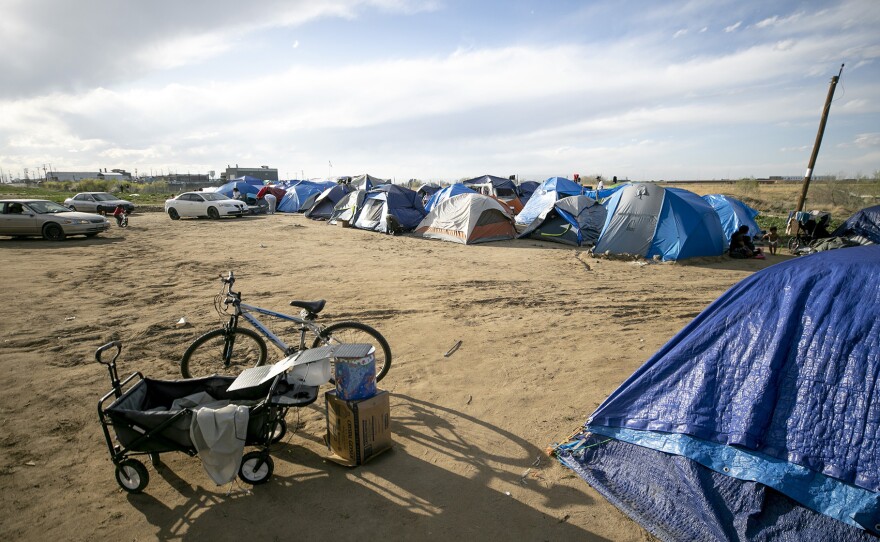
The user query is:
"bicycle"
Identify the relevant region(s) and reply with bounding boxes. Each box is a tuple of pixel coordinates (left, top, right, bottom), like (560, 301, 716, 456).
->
(180, 271, 392, 381)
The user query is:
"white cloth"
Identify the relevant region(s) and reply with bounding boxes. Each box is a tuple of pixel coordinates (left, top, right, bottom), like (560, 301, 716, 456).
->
(189, 404, 250, 485)
(265, 193, 277, 214)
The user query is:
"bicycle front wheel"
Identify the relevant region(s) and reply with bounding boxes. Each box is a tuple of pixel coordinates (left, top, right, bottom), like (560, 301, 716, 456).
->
(312, 322, 392, 382)
(181, 327, 268, 379)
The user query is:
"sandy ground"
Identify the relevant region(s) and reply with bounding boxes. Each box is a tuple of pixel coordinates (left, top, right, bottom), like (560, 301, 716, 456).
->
(0, 211, 784, 541)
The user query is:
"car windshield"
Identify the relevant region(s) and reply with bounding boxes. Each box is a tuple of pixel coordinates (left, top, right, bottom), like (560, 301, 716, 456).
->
(91, 193, 118, 201)
(201, 193, 228, 201)
(28, 201, 74, 214)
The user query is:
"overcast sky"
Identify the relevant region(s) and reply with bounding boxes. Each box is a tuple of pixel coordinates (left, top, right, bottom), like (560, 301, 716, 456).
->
(1, 0, 878, 182)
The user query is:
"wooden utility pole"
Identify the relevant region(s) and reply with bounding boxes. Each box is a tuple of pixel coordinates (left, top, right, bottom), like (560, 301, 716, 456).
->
(795, 64, 844, 212)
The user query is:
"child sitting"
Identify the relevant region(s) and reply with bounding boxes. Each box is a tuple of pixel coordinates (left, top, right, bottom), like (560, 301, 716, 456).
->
(112, 204, 126, 226)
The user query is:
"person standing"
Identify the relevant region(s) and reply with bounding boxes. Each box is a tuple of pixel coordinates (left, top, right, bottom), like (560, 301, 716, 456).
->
(265, 192, 277, 214)
(596, 177, 605, 192)
(232, 187, 243, 200)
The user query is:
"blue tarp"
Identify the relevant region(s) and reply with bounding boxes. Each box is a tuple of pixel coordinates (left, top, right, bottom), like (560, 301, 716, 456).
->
(517, 181, 540, 203)
(584, 183, 627, 201)
(572, 246, 880, 534)
(559, 437, 877, 541)
(230, 175, 266, 187)
(515, 177, 583, 225)
(424, 183, 477, 212)
(276, 181, 334, 213)
(215, 180, 261, 200)
(703, 194, 762, 243)
(832, 204, 880, 244)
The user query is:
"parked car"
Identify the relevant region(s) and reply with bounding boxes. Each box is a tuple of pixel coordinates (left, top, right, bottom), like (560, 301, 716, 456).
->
(164, 192, 248, 220)
(0, 199, 110, 240)
(63, 192, 135, 214)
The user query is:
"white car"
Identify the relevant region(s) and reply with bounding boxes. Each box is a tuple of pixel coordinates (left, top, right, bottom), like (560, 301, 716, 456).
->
(164, 192, 248, 220)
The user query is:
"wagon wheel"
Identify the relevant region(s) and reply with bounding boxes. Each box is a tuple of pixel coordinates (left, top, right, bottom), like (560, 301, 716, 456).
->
(115, 459, 149, 493)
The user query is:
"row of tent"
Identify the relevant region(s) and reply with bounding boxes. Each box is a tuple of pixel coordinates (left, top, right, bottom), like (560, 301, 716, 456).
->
(210, 174, 877, 261)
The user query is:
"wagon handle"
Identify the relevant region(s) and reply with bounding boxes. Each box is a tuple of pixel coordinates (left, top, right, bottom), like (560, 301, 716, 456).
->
(95, 341, 123, 398)
(95, 341, 122, 365)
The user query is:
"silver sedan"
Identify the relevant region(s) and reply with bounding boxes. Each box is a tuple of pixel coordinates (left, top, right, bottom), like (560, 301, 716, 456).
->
(63, 192, 136, 214)
(0, 199, 110, 240)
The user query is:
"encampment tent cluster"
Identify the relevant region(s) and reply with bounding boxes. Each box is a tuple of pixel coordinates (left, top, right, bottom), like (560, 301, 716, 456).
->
(226, 175, 830, 261)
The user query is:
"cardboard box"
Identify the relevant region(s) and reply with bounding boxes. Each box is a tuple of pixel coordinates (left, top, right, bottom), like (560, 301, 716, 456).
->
(337, 218, 351, 228)
(325, 389, 392, 466)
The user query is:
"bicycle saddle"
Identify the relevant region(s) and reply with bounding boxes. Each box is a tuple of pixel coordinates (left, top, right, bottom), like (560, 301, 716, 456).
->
(289, 299, 326, 315)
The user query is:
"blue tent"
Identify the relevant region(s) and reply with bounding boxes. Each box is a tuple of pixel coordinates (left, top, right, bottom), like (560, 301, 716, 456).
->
(462, 175, 518, 196)
(216, 180, 261, 200)
(349, 174, 390, 192)
(832, 204, 880, 244)
(557, 246, 880, 539)
(424, 183, 477, 212)
(517, 181, 540, 204)
(515, 177, 583, 225)
(353, 184, 427, 232)
(583, 183, 628, 201)
(231, 175, 266, 187)
(594, 184, 725, 261)
(305, 184, 353, 220)
(276, 181, 334, 213)
(517, 195, 606, 246)
(702, 194, 761, 243)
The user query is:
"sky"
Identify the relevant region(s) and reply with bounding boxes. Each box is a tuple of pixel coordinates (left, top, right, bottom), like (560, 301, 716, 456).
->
(1, 0, 878, 183)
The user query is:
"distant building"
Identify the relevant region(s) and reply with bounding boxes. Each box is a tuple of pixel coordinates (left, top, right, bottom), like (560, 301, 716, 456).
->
(49, 170, 132, 182)
(221, 164, 278, 183)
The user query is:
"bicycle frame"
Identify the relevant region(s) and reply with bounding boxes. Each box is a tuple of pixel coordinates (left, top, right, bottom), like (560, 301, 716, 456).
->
(230, 301, 324, 356)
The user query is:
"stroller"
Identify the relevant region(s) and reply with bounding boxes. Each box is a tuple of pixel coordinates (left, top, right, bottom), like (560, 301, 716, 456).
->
(96, 341, 319, 493)
(786, 210, 832, 253)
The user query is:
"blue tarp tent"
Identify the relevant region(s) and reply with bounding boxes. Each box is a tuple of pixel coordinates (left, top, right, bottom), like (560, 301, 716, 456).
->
(353, 184, 427, 232)
(305, 184, 353, 220)
(702, 194, 761, 243)
(424, 183, 477, 212)
(216, 180, 261, 201)
(349, 174, 390, 192)
(277, 181, 334, 213)
(231, 175, 266, 187)
(557, 246, 880, 540)
(518, 195, 606, 246)
(594, 184, 725, 261)
(584, 183, 628, 201)
(515, 177, 583, 225)
(832, 204, 880, 244)
(517, 181, 540, 204)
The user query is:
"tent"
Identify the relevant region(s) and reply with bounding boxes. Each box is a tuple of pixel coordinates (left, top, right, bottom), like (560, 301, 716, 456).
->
(414, 193, 516, 245)
(230, 175, 266, 187)
(518, 195, 606, 246)
(515, 177, 583, 225)
(353, 184, 428, 233)
(556, 246, 880, 540)
(702, 194, 761, 243)
(424, 183, 477, 212)
(584, 183, 628, 201)
(305, 184, 353, 220)
(594, 183, 725, 261)
(517, 181, 540, 204)
(462, 175, 524, 214)
(416, 183, 442, 199)
(276, 181, 334, 213)
(328, 189, 367, 225)
(348, 174, 390, 192)
(832, 204, 880, 244)
(216, 180, 262, 200)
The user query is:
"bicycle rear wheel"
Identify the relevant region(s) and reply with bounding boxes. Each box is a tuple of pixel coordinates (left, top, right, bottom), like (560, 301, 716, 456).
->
(181, 327, 268, 379)
(312, 321, 392, 382)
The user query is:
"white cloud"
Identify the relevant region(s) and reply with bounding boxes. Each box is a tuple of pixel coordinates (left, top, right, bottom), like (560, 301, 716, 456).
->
(724, 21, 742, 32)
(673, 29, 687, 39)
(854, 133, 880, 148)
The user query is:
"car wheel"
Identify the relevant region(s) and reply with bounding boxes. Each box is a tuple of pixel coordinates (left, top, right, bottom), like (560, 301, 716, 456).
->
(207, 207, 220, 219)
(42, 223, 66, 241)
(168, 208, 180, 220)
